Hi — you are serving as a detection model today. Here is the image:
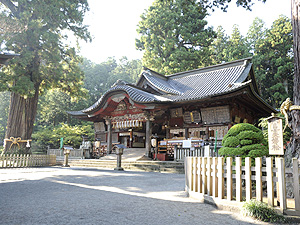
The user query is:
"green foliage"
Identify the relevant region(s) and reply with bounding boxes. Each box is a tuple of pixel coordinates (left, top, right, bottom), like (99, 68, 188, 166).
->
(0, 0, 91, 98)
(31, 123, 94, 151)
(210, 26, 229, 63)
(210, 16, 294, 109)
(80, 57, 142, 103)
(223, 136, 239, 147)
(0, 91, 10, 141)
(219, 123, 268, 158)
(242, 200, 286, 223)
(136, 0, 215, 74)
(251, 15, 293, 108)
(223, 25, 252, 62)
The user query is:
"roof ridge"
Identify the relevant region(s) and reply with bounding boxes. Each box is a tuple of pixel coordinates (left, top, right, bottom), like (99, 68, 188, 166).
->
(167, 57, 252, 79)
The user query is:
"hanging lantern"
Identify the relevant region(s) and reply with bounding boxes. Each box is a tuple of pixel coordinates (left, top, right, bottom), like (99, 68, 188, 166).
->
(139, 120, 143, 127)
(129, 120, 132, 127)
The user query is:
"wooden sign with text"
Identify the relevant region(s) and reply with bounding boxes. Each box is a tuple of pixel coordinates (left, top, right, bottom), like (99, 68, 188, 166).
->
(268, 116, 284, 155)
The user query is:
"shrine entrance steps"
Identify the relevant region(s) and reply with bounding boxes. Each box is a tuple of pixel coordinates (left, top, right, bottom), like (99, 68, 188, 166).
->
(56, 148, 184, 173)
(57, 159, 184, 174)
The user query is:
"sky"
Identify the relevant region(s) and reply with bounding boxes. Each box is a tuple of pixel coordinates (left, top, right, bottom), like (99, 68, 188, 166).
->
(75, 0, 291, 64)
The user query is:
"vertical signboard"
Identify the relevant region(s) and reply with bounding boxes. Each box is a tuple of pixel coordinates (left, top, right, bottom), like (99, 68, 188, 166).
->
(268, 116, 284, 155)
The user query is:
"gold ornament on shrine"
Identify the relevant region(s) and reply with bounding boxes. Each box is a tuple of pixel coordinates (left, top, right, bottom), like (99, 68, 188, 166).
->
(280, 98, 300, 131)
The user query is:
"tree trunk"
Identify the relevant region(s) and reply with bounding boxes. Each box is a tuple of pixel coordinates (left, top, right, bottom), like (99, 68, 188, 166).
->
(291, 0, 300, 159)
(4, 84, 40, 154)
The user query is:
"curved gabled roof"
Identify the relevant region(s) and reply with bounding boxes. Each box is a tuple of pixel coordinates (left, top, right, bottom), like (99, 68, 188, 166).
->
(68, 58, 276, 119)
(137, 58, 254, 102)
(74, 80, 171, 116)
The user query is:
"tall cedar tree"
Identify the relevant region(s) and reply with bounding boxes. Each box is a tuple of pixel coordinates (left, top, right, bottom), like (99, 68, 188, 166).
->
(136, 0, 215, 75)
(0, 0, 91, 154)
(252, 16, 293, 108)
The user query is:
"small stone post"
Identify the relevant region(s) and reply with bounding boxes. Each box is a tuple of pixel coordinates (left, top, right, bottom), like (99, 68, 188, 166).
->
(114, 144, 125, 171)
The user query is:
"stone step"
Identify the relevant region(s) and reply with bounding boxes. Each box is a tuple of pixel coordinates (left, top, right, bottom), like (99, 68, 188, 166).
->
(61, 159, 184, 174)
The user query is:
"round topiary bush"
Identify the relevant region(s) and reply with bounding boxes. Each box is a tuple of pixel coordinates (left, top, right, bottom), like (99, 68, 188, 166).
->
(219, 123, 268, 158)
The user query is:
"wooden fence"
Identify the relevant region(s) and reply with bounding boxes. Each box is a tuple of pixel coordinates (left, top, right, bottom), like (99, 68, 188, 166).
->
(175, 146, 220, 161)
(47, 149, 83, 158)
(185, 156, 300, 215)
(0, 154, 56, 168)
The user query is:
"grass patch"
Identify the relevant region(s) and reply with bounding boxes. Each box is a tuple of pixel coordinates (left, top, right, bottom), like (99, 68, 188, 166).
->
(242, 200, 286, 223)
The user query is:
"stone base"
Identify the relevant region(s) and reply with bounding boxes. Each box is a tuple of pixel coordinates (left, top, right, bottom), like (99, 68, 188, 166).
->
(114, 167, 124, 171)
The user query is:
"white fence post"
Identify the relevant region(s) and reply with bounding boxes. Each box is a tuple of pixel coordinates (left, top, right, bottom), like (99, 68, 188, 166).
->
(276, 157, 286, 213)
(227, 157, 233, 201)
(245, 157, 252, 201)
(266, 157, 274, 207)
(236, 157, 242, 202)
(218, 157, 224, 199)
(255, 157, 263, 202)
(293, 158, 300, 211)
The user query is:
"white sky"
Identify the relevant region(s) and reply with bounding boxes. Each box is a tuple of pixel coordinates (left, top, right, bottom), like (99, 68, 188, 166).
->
(76, 0, 291, 64)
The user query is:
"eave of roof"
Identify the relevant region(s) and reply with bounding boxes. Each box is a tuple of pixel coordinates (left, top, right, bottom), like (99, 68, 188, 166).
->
(82, 82, 172, 115)
(0, 52, 19, 64)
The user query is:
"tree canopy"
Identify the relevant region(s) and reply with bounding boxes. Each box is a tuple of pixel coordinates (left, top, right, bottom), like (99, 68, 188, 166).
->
(0, 0, 91, 97)
(0, 0, 91, 153)
(136, 0, 215, 74)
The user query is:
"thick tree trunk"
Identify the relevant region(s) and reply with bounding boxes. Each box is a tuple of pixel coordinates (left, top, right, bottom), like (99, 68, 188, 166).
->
(291, 0, 300, 159)
(4, 84, 40, 154)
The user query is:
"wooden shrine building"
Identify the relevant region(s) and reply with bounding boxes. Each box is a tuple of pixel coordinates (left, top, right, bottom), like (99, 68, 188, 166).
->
(68, 58, 276, 159)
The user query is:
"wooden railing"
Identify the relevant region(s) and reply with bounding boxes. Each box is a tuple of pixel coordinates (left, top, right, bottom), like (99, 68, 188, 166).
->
(185, 156, 300, 215)
(0, 154, 56, 168)
(47, 149, 83, 158)
(175, 146, 220, 161)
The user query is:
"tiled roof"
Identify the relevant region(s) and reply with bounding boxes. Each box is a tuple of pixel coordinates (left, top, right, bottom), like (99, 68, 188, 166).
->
(142, 70, 183, 95)
(82, 81, 171, 113)
(141, 58, 253, 102)
(69, 58, 274, 118)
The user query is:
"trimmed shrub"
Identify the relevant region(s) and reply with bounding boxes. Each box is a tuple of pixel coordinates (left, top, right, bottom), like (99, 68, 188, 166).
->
(219, 123, 268, 158)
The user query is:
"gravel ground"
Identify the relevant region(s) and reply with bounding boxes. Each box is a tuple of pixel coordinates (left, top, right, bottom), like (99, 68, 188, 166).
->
(0, 167, 272, 225)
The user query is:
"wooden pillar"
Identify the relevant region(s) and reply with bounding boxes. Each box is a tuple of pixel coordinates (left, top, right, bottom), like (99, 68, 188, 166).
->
(185, 127, 189, 139)
(145, 117, 152, 156)
(166, 127, 170, 139)
(106, 118, 112, 154)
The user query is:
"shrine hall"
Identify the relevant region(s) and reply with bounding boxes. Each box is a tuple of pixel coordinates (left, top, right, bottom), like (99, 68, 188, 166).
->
(68, 58, 276, 160)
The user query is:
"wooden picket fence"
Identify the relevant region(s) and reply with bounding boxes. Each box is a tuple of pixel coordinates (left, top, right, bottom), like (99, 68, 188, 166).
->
(0, 154, 56, 168)
(185, 156, 300, 215)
